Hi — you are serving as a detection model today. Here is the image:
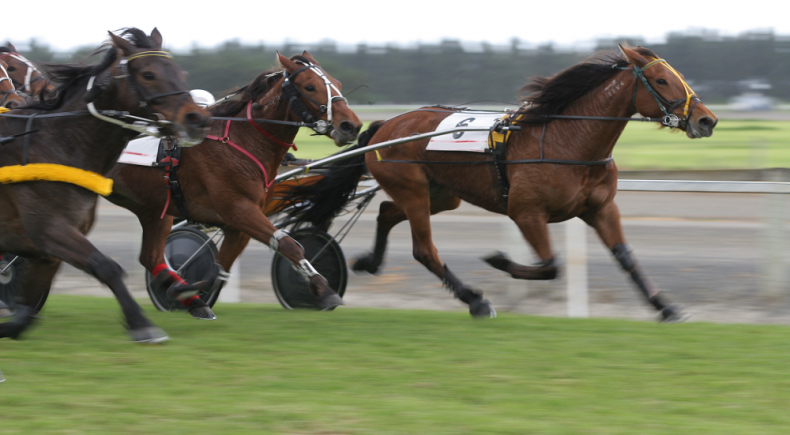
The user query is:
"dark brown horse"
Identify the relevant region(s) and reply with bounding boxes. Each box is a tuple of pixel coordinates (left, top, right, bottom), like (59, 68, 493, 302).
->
(0, 28, 210, 342)
(0, 44, 54, 98)
(283, 45, 717, 320)
(0, 59, 24, 109)
(107, 51, 362, 317)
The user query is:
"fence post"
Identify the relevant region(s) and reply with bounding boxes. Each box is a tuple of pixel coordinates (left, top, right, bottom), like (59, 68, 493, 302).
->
(219, 262, 241, 303)
(502, 220, 529, 310)
(565, 218, 589, 317)
(762, 169, 786, 300)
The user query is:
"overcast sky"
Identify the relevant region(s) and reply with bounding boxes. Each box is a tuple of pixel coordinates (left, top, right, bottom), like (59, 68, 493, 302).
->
(4, 0, 787, 51)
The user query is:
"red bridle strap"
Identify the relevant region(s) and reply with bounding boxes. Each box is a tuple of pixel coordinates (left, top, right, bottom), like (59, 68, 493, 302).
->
(246, 100, 297, 151)
(206, 120, 275, 199)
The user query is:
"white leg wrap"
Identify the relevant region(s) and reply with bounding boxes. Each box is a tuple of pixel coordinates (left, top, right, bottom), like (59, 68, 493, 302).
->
(296, 259, 320, 280)
(268, 230, 289, 251)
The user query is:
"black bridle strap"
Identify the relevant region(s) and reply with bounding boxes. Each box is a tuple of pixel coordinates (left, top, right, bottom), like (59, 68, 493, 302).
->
(22, 113, 38, 165)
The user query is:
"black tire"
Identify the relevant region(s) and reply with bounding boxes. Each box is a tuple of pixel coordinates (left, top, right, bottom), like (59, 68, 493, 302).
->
(0, 254, 26, 311)
(271, 228, 347, 309)
(145, 226, 222, 311)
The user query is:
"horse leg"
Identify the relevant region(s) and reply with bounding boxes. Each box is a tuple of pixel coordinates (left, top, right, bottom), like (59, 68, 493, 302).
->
(580, 201, 689, 323)
(483, 211, 559, 280)
(17, 256, 61, 312)
(393, 191, 495, 318)
(214, 229, 250, 272)
(26, 221, 166, 342)
(354, 186, 462, 274)
(137, 211, 216, 320)
(223, 203, 343, 310)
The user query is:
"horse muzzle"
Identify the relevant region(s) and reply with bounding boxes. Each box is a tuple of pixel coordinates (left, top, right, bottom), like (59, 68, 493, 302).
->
(329, 120, 362, 146)
(682, 115, 717, 139)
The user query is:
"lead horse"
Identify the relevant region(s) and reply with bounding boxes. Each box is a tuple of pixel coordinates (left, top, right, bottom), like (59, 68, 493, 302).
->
(0, 28, 209, 342)
(106, 51, 362, 316)
(284, 45, 717, 320)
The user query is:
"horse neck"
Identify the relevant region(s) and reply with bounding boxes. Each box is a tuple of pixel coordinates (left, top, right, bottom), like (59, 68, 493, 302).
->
(46, 84, 140, 174)
(538, 69, 637, 161)
(223, 84, 299, 165)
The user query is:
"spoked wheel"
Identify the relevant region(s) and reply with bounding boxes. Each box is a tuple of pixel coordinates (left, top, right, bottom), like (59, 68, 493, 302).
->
(271, 228, 347, 309)
(145, 226, 223, 311)
(0, 254, 26, 311)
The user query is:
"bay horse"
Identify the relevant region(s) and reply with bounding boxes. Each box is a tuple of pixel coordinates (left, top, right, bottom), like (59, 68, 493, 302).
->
(283, 45, 717, 320)
(0, 28, 210, 342)
(106, 51, 362, 317)
(0, 44, 54, 98)
(0, 59, 24, 109)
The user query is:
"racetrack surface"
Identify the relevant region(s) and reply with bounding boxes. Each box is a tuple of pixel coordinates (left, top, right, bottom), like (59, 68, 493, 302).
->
(45, 190, 790, 325)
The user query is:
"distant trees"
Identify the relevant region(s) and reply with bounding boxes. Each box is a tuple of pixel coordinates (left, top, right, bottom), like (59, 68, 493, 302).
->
(13, 30, 790, 104)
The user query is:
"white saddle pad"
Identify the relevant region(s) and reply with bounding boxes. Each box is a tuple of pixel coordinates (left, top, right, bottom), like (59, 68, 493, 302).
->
(426, 112, 506, 153)
(117, 136, 161, 166)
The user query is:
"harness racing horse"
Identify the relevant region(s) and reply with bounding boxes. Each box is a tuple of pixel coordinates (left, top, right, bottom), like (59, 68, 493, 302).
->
(0, 28, 210, 342)
(284, 45, 718, 320)
(0, 59, 24, 109)
(106, 52, 362, 316)
(0, 44, 54, 98)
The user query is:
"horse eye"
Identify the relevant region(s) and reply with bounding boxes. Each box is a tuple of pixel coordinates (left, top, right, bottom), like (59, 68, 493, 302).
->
(142, 72, 156, 81)
(656, 78, 668, 85)
(305, 85, 316, 92)
(7, 66, 15, 72)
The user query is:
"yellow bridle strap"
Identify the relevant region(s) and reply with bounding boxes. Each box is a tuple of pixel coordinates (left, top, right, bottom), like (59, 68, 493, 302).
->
(0, 107, 9, 113)
(126, 51, 174, 62)
(644, 58, 696, 117)
(0, 163, 113, 196)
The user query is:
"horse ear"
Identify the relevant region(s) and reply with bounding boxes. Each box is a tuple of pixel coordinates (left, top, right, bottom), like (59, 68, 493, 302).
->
(109, 31, 135, 56)
(6, 42, 17, 51)
(276, 51, 297, 71)
(149, 28, 164, 49)
(301, 50, 319, 65)
(618, 43, 648, 68)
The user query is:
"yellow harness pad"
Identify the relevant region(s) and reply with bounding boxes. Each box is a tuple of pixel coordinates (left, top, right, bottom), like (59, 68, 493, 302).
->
(0, 107, 9, 113)
(487, 113, 523, 151)
(0, 163, 113, 196)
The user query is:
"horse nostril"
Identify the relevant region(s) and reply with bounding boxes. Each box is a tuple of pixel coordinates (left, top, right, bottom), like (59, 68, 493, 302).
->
(698, 116, 716, 129)
(186, 112, 208, 129)
(5, 100, 18, 109)
(338, 121, 358, 135)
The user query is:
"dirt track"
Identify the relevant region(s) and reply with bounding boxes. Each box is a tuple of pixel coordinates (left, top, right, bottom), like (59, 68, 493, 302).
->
(45, 190, 790, 325)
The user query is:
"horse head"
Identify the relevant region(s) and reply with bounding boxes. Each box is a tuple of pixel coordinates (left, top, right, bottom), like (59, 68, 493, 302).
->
(102, 28, 210, 145)
(619, 44, 717, 138)
(275, 51, 362, 145)
(0, 43, 53, 97)
(0, 59, 24, 109)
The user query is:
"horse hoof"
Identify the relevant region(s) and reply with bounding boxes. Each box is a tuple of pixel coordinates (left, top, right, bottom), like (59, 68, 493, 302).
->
(482, 251, 511, 272)
(660, 306, 690, 323)
(351, 254, 380, 275)
(7, 305, 39, 340)
(470, 299, 497, 319)
(189, 305, 217, 320)
(319, 293, 345, 311)
(130, 326, 169, 344)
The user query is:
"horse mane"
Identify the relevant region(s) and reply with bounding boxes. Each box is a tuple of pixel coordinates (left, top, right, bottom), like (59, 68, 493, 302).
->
(210, 54, 314, 117)
(23, 28, 155, 110)
(516, 49, 642, 124)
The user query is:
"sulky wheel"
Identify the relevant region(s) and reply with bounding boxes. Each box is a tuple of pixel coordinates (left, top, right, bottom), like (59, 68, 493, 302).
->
(145, 226, 224, 311)
(0, 254, 27, 312)
(271, 228, 347, 309)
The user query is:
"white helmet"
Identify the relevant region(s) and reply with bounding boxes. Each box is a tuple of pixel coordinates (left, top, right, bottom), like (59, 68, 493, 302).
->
(189, 89, 215, 108)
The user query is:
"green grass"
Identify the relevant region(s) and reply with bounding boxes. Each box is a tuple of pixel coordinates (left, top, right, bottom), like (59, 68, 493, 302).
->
(2, 296, 790, 434)
(290, 119, 790, 170)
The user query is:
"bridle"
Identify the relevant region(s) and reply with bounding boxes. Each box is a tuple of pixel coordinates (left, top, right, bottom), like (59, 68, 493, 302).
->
(279, 60, 348, 135)
(0, 62, 18, 108)
(0, 52, 45, 95)
(617, 58, 700, 128)
(85, 50, 190, 139)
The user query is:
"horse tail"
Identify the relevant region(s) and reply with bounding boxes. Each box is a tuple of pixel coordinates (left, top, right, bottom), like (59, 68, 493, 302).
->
(284, 121, 385, 229)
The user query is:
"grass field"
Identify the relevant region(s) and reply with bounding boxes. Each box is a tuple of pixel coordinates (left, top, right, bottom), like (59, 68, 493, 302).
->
(290, 118, 790, 171)
(2, 296, 790, 434)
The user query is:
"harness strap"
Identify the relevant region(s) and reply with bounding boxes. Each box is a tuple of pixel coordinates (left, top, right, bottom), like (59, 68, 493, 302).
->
(206, 120, 274, 199)
(246, 100, 297, 150)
